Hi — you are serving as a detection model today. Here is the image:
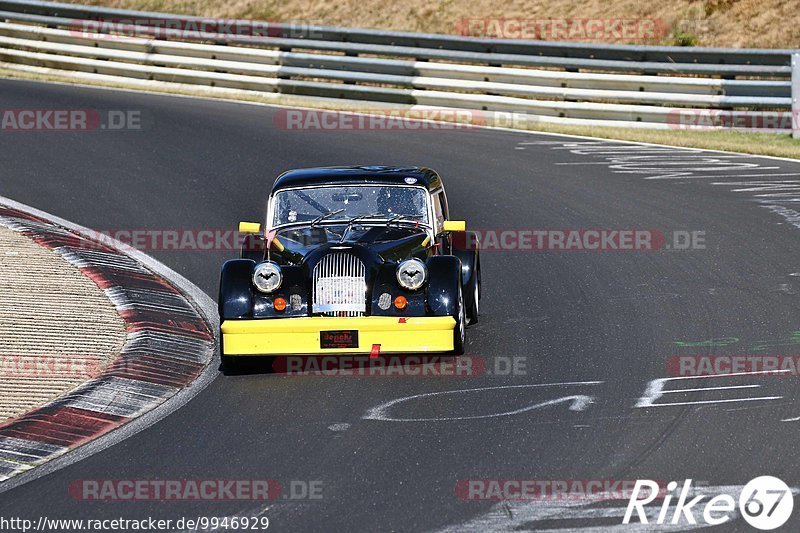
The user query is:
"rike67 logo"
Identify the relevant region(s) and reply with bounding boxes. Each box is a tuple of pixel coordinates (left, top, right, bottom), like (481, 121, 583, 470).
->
(623, 477, 794, 530)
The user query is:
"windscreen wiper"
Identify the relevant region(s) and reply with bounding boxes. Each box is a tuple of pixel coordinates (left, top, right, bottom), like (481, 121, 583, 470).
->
(339, 213, 385, 242)
(295, 191, 330, 214)
(385, 214, 425, 227)
(310, 208, 345, 227)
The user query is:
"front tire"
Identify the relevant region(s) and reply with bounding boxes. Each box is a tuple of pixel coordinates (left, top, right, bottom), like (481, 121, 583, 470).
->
(220, 333, 241, 374)
(452, 284, 466, 355)
(467, 261, 480, 325)
(221, 354, 241, 373)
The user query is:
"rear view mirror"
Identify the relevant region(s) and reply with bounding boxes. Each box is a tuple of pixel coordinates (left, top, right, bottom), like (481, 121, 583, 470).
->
(443, 220, 466, 232)
(239, 221, 262, 234)
(332, 192, 363, 202)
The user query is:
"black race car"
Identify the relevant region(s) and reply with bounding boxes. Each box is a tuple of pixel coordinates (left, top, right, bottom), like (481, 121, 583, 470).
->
(218, 166, 480, 365)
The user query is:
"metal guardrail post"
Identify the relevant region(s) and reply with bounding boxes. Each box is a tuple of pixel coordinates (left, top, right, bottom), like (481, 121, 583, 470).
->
(793, 53, 800, 139)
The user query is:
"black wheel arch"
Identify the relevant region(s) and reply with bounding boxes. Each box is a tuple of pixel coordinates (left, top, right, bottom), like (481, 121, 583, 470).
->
(425, 255, 461, 316)
(451, 230, 480, 314)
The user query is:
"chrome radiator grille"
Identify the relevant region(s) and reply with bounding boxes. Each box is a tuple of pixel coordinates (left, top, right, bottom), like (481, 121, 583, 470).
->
(312, 253, 366, 316)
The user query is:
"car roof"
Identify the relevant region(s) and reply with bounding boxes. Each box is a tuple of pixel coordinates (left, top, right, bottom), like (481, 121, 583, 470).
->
(272, 166, 442, 192)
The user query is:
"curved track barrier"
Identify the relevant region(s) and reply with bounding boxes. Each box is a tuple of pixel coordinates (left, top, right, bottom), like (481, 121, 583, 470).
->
(0, 0, 796, 132)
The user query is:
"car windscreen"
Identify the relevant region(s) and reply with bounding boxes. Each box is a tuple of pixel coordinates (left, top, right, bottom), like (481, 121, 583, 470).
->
(271, 185, 429, 226)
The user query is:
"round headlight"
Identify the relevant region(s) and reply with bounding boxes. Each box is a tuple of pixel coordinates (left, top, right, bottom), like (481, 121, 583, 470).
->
(253, 261, 282, 293)
(396, 258, 427, 291)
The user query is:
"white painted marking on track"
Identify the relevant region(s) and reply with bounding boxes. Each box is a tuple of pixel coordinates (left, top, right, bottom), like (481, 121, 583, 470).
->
(520, 140, 797, 185)
(555, 153, 749, 165)
(665, 369, 790, 380)
(363, 382, 601, 422)
(636, 371, 788, 408)
(525, 139, 800, 238)
(555, 161, 628, 165)
(661, 384, 760, 394)
(639, 396, 782, 407)
(711, 174, 800, 180)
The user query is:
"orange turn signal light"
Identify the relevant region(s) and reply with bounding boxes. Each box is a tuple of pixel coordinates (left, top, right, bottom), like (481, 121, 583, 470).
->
(394, 296, 407, 310)
(274, 297, 287, 312)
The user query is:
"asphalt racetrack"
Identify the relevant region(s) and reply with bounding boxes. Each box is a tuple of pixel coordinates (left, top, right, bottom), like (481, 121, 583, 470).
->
(3, 77, 800, 531)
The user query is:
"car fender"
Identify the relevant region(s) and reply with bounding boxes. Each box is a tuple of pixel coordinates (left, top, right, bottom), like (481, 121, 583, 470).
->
(426, 256, 461, 316)
(451, 230, 480, 309)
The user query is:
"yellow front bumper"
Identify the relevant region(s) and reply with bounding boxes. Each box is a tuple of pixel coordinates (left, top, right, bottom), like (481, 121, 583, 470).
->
(221, 316, 456, 355)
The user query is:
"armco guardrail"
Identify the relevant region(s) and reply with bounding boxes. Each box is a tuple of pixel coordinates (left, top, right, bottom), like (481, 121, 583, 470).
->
(0, 0, 797, 132)
(0, 0, 793, 67)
